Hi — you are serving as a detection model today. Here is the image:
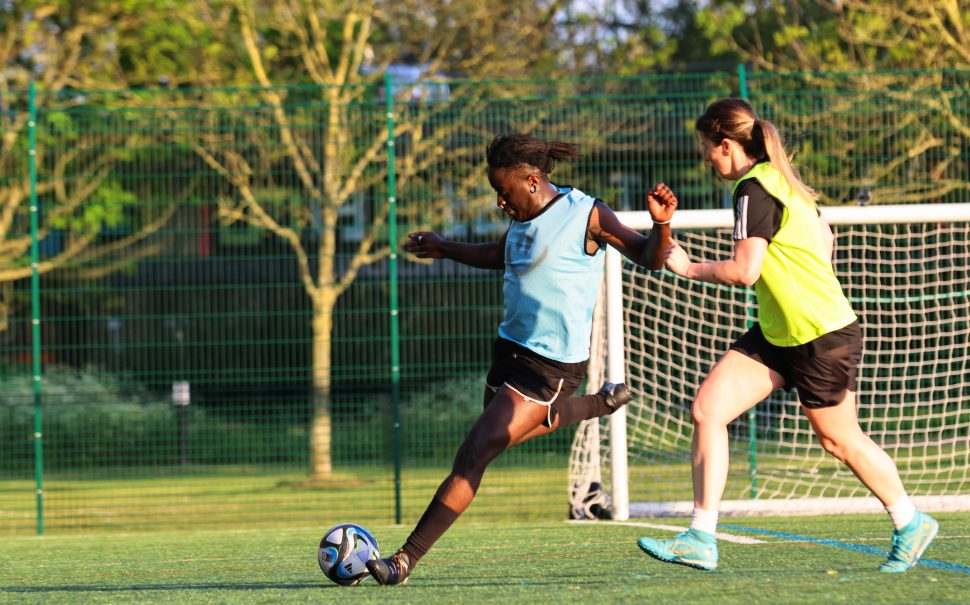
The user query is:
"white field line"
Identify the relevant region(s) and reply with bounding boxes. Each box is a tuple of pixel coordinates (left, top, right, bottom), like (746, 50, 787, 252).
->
(566, 519, 765, 544)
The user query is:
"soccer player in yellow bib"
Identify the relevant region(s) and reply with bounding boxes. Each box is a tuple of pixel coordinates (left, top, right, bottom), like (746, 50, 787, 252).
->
(636, 98, 938, 573)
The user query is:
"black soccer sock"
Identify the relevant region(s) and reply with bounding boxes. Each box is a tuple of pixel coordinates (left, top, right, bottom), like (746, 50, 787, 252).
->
(400, 496, 461, 566)
(550, 393, 610, 429)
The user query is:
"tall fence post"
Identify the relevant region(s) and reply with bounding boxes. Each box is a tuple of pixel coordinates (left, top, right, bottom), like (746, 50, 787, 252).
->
(28, 81, 44, 535)
(385, 71, 403, 524)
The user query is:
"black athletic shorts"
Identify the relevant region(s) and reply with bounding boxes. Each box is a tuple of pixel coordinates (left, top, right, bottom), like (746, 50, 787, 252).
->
(729, 320, 863, 409)
(485, 338, 587, 425)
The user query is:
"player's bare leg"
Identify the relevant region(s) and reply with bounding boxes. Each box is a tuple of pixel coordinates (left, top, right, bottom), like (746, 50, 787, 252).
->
(367, 387, 547, 585)
(511, 382, 632, 447)
(638, 351, 779, 570)
(690, 351, 780, 510)
(804, 393, 938, 571)
(804, 391, 906, 505)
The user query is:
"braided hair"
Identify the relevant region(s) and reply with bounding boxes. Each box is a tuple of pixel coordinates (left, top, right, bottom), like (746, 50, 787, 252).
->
(485, 133, 578, 177)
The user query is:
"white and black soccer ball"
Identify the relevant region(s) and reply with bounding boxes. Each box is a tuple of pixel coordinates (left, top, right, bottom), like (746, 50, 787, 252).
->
(318, 523, 381, 586)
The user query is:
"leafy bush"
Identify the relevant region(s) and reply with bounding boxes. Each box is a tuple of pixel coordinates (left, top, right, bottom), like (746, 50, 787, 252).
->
(0, 368, 305, 472)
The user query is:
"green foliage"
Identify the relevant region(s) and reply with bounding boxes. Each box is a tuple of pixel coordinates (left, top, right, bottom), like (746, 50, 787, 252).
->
(78, 0, 246, 88)
(398, 374, 485, 461)
(48, 180, 136, 231)
(696, 4, 747, 58)
(698, 0, 970, 72)
(0, 369, 169, 472)
(0, 369, 306, 472)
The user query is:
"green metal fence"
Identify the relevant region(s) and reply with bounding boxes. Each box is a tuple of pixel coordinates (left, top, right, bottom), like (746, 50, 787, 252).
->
(2, 67, 968, 535)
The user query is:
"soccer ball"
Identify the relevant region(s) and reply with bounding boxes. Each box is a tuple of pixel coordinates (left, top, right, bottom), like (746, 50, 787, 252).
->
(317, 523, 381, 586)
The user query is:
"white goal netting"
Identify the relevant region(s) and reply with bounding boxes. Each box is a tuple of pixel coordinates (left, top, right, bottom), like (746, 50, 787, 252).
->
(569, 204, 970, 518)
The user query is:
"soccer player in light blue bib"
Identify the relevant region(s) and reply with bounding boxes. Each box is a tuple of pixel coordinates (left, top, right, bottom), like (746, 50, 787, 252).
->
(366, 133, 678, 585)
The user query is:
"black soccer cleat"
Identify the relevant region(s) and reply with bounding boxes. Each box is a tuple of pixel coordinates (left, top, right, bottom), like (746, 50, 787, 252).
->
(599, 382, 632, 412)
(366, 550, 412, 586)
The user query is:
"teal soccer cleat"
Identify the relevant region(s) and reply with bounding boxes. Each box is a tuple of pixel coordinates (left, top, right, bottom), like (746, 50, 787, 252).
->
(879, 512, 939, 573)
(637, 528, 718, 571)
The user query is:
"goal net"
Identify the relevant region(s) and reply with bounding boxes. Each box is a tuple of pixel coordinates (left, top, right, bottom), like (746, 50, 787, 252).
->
(569, 204, 970, 519)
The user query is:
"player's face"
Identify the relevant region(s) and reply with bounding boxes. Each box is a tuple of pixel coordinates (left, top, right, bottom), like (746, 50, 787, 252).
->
(487, 167, 532, 220)
(699, 134, 733, 180)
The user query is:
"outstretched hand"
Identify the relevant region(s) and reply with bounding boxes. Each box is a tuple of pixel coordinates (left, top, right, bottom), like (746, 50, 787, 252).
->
(404, 231, 445, 259)
(664, 239, 691, 277)
(646, 183, 678, 224)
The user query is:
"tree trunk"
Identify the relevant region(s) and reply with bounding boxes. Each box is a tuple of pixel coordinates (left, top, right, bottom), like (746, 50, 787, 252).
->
(308, 298, 334, 477)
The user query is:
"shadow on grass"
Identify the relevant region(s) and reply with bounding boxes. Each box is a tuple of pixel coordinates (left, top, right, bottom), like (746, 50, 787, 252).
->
(1, 578, 612, 594)
(1, 582, 333, 593)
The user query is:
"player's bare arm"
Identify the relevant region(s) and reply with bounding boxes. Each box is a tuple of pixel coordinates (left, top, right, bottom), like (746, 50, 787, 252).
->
(405, 231, 506, 270)
(666, 236, 767, 286)
(588, 183, 676, 271)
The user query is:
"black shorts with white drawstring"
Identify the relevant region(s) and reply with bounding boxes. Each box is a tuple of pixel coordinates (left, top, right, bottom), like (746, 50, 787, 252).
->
(485, 338, 587, 425)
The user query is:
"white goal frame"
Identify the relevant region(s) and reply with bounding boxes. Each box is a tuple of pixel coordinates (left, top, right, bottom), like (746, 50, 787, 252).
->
(599, 203, 970, 520)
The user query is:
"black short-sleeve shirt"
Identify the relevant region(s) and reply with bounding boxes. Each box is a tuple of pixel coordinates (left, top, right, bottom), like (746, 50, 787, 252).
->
(733, 178, 783, 241)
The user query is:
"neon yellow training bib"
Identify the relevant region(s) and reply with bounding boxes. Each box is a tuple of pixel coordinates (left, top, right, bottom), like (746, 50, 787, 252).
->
(734, 163, 857, 346)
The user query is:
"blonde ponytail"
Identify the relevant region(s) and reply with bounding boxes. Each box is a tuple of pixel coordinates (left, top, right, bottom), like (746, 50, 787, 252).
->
(757, 119, 816, 205)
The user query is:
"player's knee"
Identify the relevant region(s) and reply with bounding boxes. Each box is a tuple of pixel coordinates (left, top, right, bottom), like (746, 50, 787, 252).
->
(690, 399, 721, 427)
(817, 435, 849, 463)
(690, 403, 704, 426)
(453, 430, 504, 474)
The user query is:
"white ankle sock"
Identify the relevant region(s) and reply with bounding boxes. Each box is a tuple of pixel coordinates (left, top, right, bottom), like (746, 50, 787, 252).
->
(689, 507, 719, 536)
(886, 496, 916, 530)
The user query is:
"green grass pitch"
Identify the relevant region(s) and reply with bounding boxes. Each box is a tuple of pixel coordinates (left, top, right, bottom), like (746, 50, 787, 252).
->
(2, 514, 968, 604)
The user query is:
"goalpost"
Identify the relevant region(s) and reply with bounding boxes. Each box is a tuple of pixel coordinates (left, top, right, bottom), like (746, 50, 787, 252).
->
(569, 203, 970, 520)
